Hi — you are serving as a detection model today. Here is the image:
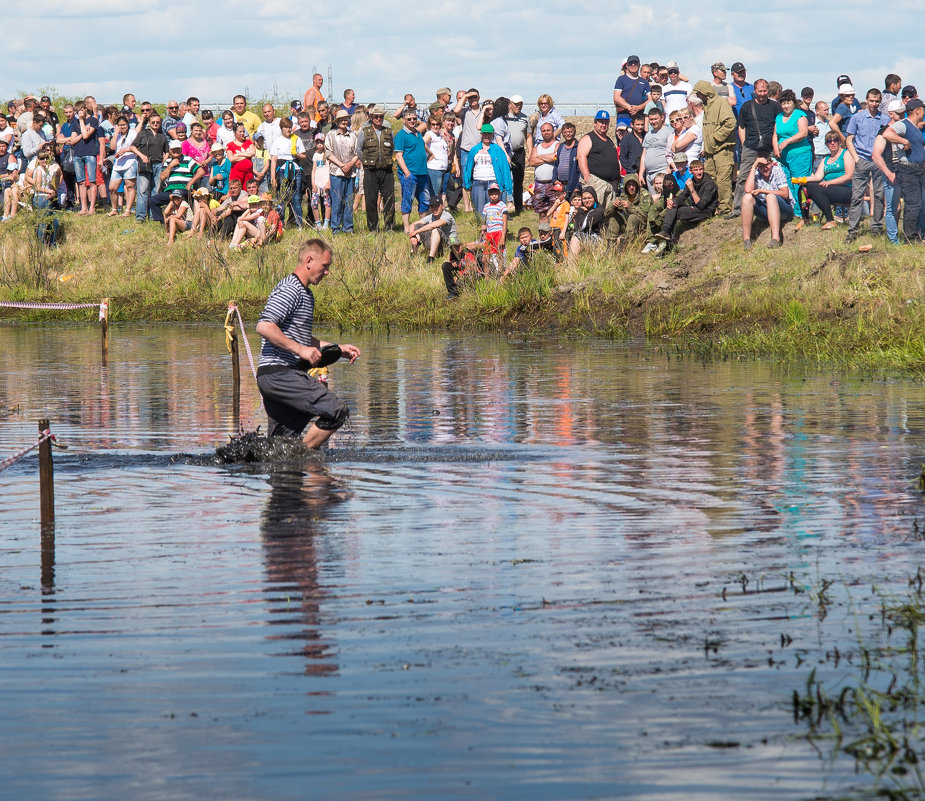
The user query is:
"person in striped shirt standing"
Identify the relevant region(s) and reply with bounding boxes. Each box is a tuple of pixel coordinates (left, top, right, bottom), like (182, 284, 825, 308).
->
(255, 239, 361, 449)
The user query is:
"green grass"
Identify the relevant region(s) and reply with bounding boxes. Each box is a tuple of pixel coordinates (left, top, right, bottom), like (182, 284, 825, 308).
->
(2, 203, 925, 376)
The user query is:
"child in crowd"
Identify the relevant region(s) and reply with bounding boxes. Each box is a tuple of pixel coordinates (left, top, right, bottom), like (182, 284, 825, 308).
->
(209, 143, 230, 199)
(188, 186, 215, 238)
(645, 85, 664, 121)
(481, 182, 508, 274)
(164, 189, 192, 244)
(230, 194, 266, 249)
(641, 174, 677, 253)
(310, 133, 331, 230)
(252, 134, 270, 193)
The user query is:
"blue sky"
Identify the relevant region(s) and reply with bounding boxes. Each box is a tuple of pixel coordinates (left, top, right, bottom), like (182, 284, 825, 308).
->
(12, 1, 924, 112)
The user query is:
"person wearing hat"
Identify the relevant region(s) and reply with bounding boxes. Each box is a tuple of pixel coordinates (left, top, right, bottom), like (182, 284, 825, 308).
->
(163, 189, 192, 244)
(323, 108, 359, 233)
(430, 88, 452, 119)
(188, 185, 216, 237)
(38, 95, 58, 130)
(611, 174, 650, 241)
(409, 196, 458, 261)
(829, 83, 859, 145)
(577, 110, 621, 212)
(356, 104, 395, 232)
(208, 141, 231, 197)
(463, 123, 513, 223)
(710, 63, 736, 108)
(148, 139, 205, 224)
(613, 55, 650, 127)
(882, 97, 925, 244)
(693, 81, 736, 215)
(844, 88, 889, 242)
(505, 95, 532, 214)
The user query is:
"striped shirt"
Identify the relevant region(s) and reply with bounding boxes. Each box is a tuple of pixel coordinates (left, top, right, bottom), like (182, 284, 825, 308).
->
(163, 156, 200, 192)
(258, 274, 315, 368)
(483, 201, 507, 233)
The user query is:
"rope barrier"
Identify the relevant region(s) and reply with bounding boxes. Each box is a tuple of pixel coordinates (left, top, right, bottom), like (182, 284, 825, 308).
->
(0, 300, 102, 311)
(226, 302, 258, 381)
(0, 428, 55, 473)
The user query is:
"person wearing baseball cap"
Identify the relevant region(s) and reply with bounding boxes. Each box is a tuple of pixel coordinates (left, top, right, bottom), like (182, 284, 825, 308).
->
(505, 95, 531, 214)
(613, 54, 650, 127)
(729, 62, 753, 121)
(710, 62, 736, 108)
(889, 97, 925, 244)
(576, 107, 621, 231)
(462, 123, 513, 223)
(430, 88, 452, 118)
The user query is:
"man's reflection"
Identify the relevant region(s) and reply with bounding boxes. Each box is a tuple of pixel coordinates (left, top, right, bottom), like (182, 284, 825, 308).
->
(260, 465, 348, 677)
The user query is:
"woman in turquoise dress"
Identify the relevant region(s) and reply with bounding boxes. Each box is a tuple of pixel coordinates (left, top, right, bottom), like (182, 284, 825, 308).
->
(773, 89, 812, 216)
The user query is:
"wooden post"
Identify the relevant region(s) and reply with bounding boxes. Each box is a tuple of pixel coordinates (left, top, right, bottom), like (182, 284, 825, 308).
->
(38, 418, 54, 528)
(100, 298, 109, 366)
(225, 302, 241, 424)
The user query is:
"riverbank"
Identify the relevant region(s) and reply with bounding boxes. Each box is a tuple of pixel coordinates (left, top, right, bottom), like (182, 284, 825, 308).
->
(1, 208, 923, 375)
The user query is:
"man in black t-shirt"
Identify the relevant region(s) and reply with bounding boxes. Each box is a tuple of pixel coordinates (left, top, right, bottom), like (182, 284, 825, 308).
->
(130, 112, 168, 222)
(731, 79, 782, 217)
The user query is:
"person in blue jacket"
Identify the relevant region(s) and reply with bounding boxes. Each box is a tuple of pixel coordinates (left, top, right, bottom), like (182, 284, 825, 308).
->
(464, 124, 513, 220)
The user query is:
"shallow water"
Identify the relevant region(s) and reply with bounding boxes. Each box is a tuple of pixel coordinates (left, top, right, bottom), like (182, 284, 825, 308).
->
(1, 324, 924, 800)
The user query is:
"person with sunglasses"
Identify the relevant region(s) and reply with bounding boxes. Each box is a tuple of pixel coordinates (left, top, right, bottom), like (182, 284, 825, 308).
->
(162, 100, 183, 140)
(613, 54, 650, 127)
(129, 110, 167, 221)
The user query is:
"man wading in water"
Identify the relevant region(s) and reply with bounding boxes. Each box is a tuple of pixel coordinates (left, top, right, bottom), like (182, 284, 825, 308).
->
(255, 239, 360, 448)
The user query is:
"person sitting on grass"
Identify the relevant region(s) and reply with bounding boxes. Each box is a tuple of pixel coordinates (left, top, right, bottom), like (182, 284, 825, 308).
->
(409, 197, 458, 262)
(614, 175, 651, 241)
(568, 186, 606, 258)
(502, 222, 562, 280)
(741, 151, 794, 250)
(229, 194, 266, 249)
(441, 241, 487, 299)
(164, 189, 192, 244)
(653, 159, 718, 254)
(216, 178, 249, 237)
(262, 193, 284, 244)
(187, 186, 216, 238)
(641, 173, 676, 253)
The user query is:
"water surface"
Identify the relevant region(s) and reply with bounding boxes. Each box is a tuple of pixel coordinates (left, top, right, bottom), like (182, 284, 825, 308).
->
(1, 324, 923, 800)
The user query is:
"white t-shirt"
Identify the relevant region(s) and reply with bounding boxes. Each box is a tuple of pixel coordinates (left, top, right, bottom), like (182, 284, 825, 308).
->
(217, 126, 235, 147)
(472, 148, 494, 181)
(533, 139, 557, 182)
(668, 123, 702, 165)
(257, 119, 283, 151)
(424, 130, 449, 171)
(270, 134, 305, 162)
(113, 128, 138, 169)
(662, 80, 693, 115)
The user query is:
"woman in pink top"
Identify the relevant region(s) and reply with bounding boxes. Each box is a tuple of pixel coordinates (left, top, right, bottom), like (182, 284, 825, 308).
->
(182, 122, 212, 188)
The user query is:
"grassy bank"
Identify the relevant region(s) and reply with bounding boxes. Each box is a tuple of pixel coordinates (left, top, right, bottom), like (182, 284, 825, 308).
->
(1, 206, 924, 375)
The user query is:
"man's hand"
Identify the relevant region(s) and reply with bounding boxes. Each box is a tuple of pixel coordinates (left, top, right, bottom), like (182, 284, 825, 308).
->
(666, 198, 675, 209)
(685, 178, 693, 191)
(300, 345, 322, 366)
(340, 344, 361, 363)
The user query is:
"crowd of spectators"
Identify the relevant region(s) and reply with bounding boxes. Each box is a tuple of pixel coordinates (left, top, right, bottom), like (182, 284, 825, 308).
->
(1, 61, 923, 266)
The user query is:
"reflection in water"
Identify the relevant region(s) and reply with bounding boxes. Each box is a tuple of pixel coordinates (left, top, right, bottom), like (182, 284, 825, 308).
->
(260, 467, 347, 677)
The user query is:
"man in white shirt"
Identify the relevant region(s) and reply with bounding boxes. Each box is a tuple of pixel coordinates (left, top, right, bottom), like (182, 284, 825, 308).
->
(257, 104, 283, 151)
(662, 64, 693, 116)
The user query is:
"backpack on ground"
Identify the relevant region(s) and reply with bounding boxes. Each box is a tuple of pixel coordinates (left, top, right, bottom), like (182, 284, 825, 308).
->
(36, 214, 62, 248)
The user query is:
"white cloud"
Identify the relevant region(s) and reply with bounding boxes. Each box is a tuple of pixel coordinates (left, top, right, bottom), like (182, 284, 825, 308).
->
(4, 0, 919, 113)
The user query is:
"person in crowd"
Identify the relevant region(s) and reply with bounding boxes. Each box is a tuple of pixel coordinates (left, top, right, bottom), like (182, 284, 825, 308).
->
(529, 121, 559, 220)
(424, 113, 450, 201)
(129, 109, 167, 222)
(613, 54, 651, 126)
(349, 107, 368, 217)
(257, 104, 283, 152)
(803, 131, 856, 229)
(311, 134, 331, 230)
(73, 101, 103, 215)
(252, 133, 271, 193)
(108, 115, 138, 216)
(553, 121, 580, 196)
(452, 88, 486, 213)
(568, 186, 606, 257)
(773, 89, 812, 215)
(188, 186, 216, 237)
(217, 111, 236, 147)
(430, 88, 452, 118)
(879, 74, 902, 114)
(216, 178, 249, 236)
(163, 100, 183, 139)
(324, 109, 359, 233)
(270, 116, 305, 228)
(506, 95, 531, 214)
(645, 84, 664, 118)
(200, 110, 217, 144)
(870, 99, 907, 244)
(21, 112, 50, 160)
(829, 83, 859, 144)
(534, 94, 564, 142)
(24, 143, 60, 211)
(182, 121, 212, 186)
(227, 122, 255, 188)
(409, 196, 458, 262)
(639, 107, 671, 191)
(1, 141, 20, 220)
(209, 142, 231, 198)
(463, 123, 512, 223)
(229, 194, 266, 249)
(741, 152, 794, 249)
(667, 108, 701, 170)
(710, 62, 736, 108)
(693, 81, 736, 215)
(355, 104, 395, 232)
(732, 79, 781, 217)
(182, 97, 200, 128)
(843, 88, 888, 242)
(812, 101, 832, 169)
(303, 74, 325, 121)
(662, 64, 693, 117)
(653, 159, 718, 253)
(232, 95, 261, 137)
(611, 174, 650, 241)
(882, 97, 925, 244)
(149, 139, 205, 223)
(576, 110, 622, 215)
(164, 188, 192, 244)
(479, 182, 508, 271)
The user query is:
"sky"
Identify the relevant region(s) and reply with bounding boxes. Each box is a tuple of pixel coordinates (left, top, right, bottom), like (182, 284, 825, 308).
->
(12, 1, 925, 112)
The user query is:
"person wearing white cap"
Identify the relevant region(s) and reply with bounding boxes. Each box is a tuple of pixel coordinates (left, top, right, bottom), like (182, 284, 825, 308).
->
(505, 95, 531, 213)
(829, 83, 858, 145)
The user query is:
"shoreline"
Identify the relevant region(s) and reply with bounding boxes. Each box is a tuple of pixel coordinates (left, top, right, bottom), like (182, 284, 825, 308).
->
(1, 210, 923, 377)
